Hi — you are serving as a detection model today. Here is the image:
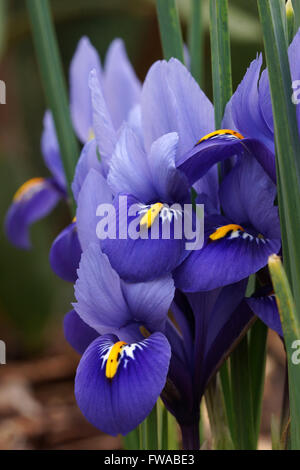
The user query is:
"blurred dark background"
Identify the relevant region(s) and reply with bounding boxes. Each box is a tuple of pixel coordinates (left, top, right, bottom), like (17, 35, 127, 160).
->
(0, 0, 283, 450)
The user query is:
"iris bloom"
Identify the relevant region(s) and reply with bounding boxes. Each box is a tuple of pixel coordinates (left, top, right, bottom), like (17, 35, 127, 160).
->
(5, 37, 140, 253)
(65, 241, 255, 444)
(66, 247, 281, 446)
(75, 58, 214, 282)
(66, 243, 174, 436)
(174, 150, 281, 291)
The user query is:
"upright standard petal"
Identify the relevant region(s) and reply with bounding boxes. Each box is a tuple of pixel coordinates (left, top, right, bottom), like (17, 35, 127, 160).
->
(147, 132, 189, 203)
(141, 59, 214, 156)
(70, 37, 102, 143)
(107, 125, 155, 201)
(219, 153, 280, 239)
(121, 275, 175, 333)
(72, 139, 103, 202)
(103, 39, 141, 130)
(5, 178, 61, 249)
(223, 55, 274, 153)
(75, 333, 171, 436)
(89, 69, 117, 167)
(76, 169, 113, 251)
(50, 222, 82, 283)
(41, 111, 66, 189)
(74, 244, 131, 336)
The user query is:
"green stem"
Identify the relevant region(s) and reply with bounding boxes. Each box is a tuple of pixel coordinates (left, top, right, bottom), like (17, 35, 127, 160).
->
(209, 0, 232, 129)
(123, 427, 140, 450)
(219, 362, 235, 443)
(205, 375, 234, 450)
(188, 0, 204, 85)
(155, 0, 184, 63)
(147, 403, 159, 450)
(230, 335, 256, 449)
(268, 255, 300, 449)
(160, 405, 169, 450)
(249, 319, 268, 446)
(26, 0, 79, 211)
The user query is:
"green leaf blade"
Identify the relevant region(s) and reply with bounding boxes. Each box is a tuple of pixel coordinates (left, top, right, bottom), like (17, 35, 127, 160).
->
(156, 0, 184, 63)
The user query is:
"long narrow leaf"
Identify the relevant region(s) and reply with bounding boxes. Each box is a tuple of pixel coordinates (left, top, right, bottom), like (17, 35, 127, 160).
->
(156, 0, 184, 63)
(219, 362, 235, 443)
(188, 0, 204, 85)
(249, 319, 268, 446)
(123, 427, 140, 450)
(147, 404, 159, 450)
(268, 255, 300, 449)
(257, 0, 300, 312)
(26, 0, 80, 210)
(230, 335, 256, 449)
(209, 0, 232, 128)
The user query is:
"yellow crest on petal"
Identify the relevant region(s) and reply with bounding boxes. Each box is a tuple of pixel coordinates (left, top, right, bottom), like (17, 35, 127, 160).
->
(13, 177, 46, 202)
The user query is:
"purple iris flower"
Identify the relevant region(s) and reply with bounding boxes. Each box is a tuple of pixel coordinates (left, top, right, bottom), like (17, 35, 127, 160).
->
(75, 58, 215, 282)
(222, 29, 300, 154)
(65, 243, 174, 436)
(5, 112, 66, 249)
(5, 36, 140, 255)
(64, 238, 254, 441)
(179, 29, 300, 192)
(163, 280, 254, 448)
(65, 248, 282, 445)
(174, 151, 281, 291)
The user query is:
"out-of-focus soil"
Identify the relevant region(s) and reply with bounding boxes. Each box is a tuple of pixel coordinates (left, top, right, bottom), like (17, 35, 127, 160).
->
(0, 328, 285, 450)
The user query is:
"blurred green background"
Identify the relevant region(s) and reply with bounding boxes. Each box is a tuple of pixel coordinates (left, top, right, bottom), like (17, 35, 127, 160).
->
(0, 0, 264, 356)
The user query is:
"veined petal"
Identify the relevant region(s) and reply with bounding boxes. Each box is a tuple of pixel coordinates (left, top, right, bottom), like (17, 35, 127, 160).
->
(74, 244, 132, 335)
(5, 178, 61, 249)
(72, 139, 103, 202)
(101, 194, 188, 282)
(76, 169, 113, 251)
(203, 299, 254, 392)
(41, 111, 66, 189)
(177, 135, 276, 186)
(147, 132, 190, 203)
(247, 295, 282, 337)
(50, 222, 82, 283)
(70, 37, 102, 143)
(219, 153, 280, 239)
(75, 332, 171, 436)
(64, 310, 99, 355)
(174, 215, 281, 292)
(107, 124, 155, 201)
(223, 55, 274, 152)
(258, 69, 274, 136)
(141, 59, 214, 156)
(89, 69, 117, 166)
(193, 164, 219, 214)
(121, 275, 175, 333)
(103, 39, 141, 130)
